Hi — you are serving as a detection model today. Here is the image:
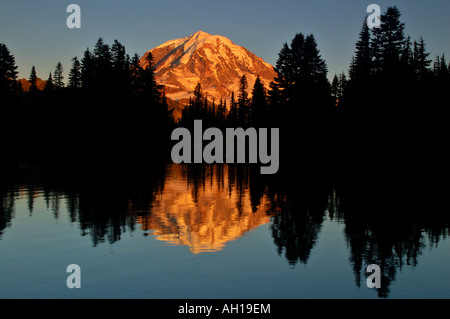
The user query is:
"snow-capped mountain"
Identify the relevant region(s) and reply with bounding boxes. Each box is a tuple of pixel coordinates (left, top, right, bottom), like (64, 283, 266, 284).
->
(140, 30, 277, 104)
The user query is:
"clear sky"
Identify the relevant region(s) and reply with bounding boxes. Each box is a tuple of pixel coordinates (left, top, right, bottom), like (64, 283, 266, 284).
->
(1, 0, 449, 81)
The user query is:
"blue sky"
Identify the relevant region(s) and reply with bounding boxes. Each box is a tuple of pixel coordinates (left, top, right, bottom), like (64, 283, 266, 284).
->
(1, 0, 449, 80)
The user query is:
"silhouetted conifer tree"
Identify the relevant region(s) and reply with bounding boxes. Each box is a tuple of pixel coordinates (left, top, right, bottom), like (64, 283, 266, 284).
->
(111, 40, 130, 94)
(81, 48, 95, 90)
(29, 66, 38, 93)
(44, 73, 54, 91)
(93, 38, 113, 91)
(191, 82, 203, 119)
(412, 38, 431, 82)
(331, 73, 346, 108)
(227, 91, 238, 126)
(270, 32, 331, 142)
(371, 6, 405, 76)
(0, 43, 19, 137)
(250, 75, 268, 127)
(365, 6, 405, 152)
(130, 53, 144, 96)
(401, 36, 414, 70)
(53, 62, 64, 89)
(331, 75, 339, 104)
(68, 57, 82, 89)
(349, 20, 372, 82)
(141, 52, 161, 106)
(238, 74, 249, 125)
(0, 43, 18, 99)
(433, 54, 449, 80)
(217, 98, 226, 126)
(344, 19, 375, 129)
(267, 80, 281, 125)
(17, 80, 23, 94)
(204, 93, 208, 118)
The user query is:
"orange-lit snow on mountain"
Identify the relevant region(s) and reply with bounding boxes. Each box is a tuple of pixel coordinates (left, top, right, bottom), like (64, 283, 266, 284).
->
(140, 31, 277, 104)
(137, 164, 274, 254)
(18, 77, 46, 91)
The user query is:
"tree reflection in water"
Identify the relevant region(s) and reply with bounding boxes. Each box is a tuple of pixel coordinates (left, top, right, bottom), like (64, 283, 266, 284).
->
(0, 152, 449, 297)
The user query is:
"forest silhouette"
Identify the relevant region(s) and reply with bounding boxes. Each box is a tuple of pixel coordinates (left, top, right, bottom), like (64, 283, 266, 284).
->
(1, 150, 449, 298)
(1, 6, 449, 159)
(1, 6, 450, 298)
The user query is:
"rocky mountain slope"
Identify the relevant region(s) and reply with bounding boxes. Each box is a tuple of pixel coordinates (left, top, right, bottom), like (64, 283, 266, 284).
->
(141, 30, 277, 105)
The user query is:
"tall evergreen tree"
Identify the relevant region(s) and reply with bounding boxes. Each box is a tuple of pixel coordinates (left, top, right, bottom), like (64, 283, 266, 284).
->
(29, 66, 38, 93)
(267, 80, 281, 123)
(44, 72, 54, 91)
(111, 40, 130, 93)
(17, 80, 23, 95)
(401, 36, 413, 67)
(141, 52, 163, 108)
(130, 53, 144, 96)
(331, 74, 340, 104)
(371, 6, 405, 75)
(344, 18, 377, 128)
(238, 74, 249, 125)
(191, 82, 203, 118)
(365, 6, 410, 152)
(412, 37, 431, 81)
(250, 75, 268, 126)
(68, 57, 82, 89)
(53, 62, 64, 89)
(204, 93, 209, 116)
(272, 41, 296, 102)
(93, 38, 113, 90)
(432, 55, 448, 84)
(349, 20, 372, 81)
(0, 43, 19, 136)
(81, 48, 95, 89)
(270, 33, 331, 128)
(111, 40, 128, 70)
(217, 98, 226, 125)
(338, 73, 347, 97)
(0, 43, 18, 99)
(227, 91, 238, 126)
(331, 73, 347, 108)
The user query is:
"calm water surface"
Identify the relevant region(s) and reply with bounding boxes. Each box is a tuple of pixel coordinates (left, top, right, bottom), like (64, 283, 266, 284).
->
(0, 156, 449, 299)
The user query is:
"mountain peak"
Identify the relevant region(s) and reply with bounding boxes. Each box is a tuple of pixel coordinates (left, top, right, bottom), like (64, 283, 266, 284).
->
(154, 30, 227, 52)
(192, 30, 210, 37)
(141, 31, 277, 111)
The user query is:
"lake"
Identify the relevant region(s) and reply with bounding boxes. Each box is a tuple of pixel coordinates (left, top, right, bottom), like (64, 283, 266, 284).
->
(0, 151, 449, 299)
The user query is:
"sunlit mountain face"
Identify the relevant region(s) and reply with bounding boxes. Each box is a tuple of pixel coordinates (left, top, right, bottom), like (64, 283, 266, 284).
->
(137, 164, 276, 254)
(140, 30, 277, 105)
(18, 77, 46, 91)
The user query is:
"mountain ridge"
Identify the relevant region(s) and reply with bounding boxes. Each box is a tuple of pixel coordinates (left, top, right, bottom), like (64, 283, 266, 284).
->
(140, 31, 277, 105)
(18, 77, 46, 91)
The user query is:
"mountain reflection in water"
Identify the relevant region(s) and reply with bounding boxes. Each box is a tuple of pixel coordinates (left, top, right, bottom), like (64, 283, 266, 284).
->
(138, 164, 273, 254)
(0, 153, 449, 298)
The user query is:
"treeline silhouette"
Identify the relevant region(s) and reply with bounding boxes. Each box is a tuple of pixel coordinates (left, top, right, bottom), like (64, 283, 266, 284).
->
(179, 74, 271, 130)
(178, 6, 450, 156)
(1, 5, 450, 298)
(0, 152, 167, 246)
(0, 38, 174, 156)
(1, 6, 449, 157)
(338, 6, 450, 155)
(330, 155, 450, 298)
